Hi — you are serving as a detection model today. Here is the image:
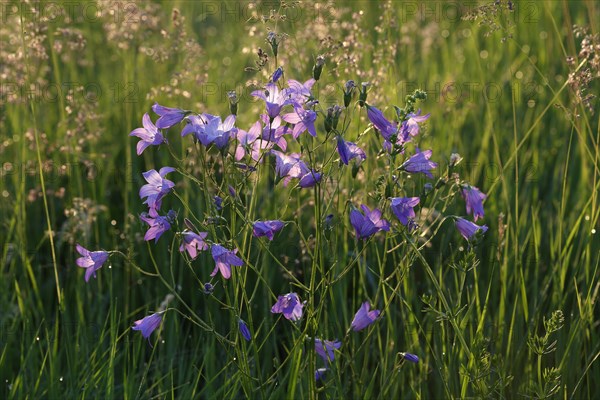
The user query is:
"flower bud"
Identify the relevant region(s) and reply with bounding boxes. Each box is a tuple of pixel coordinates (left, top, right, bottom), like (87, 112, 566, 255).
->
(267, 31, 279, 57)
(313, 55, 325, 81)
(343, 80, 356, 107)
(227, 91, 238, 116)
(358, 82, 370, 107)
(272, 66, 283, 82)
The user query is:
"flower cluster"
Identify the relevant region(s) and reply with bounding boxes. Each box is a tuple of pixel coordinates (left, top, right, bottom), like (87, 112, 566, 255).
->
(74, 31, 490, 385)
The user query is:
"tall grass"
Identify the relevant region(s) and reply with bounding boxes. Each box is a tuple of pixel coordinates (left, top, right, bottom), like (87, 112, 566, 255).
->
(1, 1, 599, 398)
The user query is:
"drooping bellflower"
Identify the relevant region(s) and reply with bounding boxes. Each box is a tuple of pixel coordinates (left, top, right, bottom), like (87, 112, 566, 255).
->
(179, 231, 209, 259)
(132, 312, 163, 339)
(139, 167, 175, 211)
(349, 205, 390, 240)
(253, 220, 285, 241)
(455, 217, 488, 241)
(271, 292, 304, 321)
(350, 302, 381, 331)
(390, 197, 420, 226)
(152, 103, 186, 129)
(401, 149, 437, 178)
(129, 113, 165, 155)
(462, 185, 487, 221)
(315, 339, 342, 364)
(210, 244, 244, 279)
(75, 244, 109, 282)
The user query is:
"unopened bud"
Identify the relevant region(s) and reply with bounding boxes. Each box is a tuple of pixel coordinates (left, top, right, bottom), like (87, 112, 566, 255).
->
(313, 55, 325, 81)
(358, 82, 370, 107)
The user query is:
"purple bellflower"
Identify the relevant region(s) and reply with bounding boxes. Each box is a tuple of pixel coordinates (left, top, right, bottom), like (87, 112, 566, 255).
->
(179, 231, 209, 259)
(350, 302, 381, 331)
(402, 110, 430, 137)
(139, 167, 175, 211)
(253, 220, 285, 241)
(210, 244, 244, 279)
(258, 114, 289, 152)
(298, 170, 322, 188)
(286, 78, 316, 105)
(181, 114, 211, 138)
(271, 150, 307, 186)
(140, 209, 174, 243)
(271, 292, 304, 321)
(75, 244, 109, 282)
(251, 83, 293, 119)
(337, 136, 366, 165)
(401, 149, 437, 178)
(282, 105, 317, 138)
(315, 339, 342, 364)
(390, 197, 420, 226)
(462, 185, 487, 221)
(152, 103, 186, 129)
(132, 312, 163, 340)
(455, 217, 488, 241)
(350, 205, 390, 240)
(129, 113, 165, 155)
(235, 121, 261, 161)
(366, 105, 399, 141)
(196, 114, 236, 149)
(270, 149, 321, 188)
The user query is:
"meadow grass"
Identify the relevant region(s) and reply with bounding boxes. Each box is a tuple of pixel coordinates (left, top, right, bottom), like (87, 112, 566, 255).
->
(1, 1, 599, 398)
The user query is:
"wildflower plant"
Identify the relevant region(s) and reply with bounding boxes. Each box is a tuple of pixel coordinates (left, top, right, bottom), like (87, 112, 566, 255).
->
(76, 27, 492, 398)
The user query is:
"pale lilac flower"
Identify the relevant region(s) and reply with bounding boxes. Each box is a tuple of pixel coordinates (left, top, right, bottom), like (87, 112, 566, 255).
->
(238, 319, 251, 341)
(129, 113, 165, 155)
(336, 136, 366, 165)
(258, 114, 289, 152)
(271, 292, 303, 321)
(390, 197, 420, 226)
(251, 83, 293, 119)
(462, 185, 487, 221)
(152, 103, 186, 129)
(315, 339, 341, 364)
(401, 149, 437, 178)
(139, 167, 175, 211)
(132, 312, 163, 339)
(350, 302, 381, 331)
(402, 109, 430, 137)
(181, 114, 212, 138)
(282, 105, 317, 138)
(196, 115, 236, 149)
(253, 220, 285, 241)
(270, 150, 320, 188)
(140, 209, 174, 243)
(402, 352, 420, 363)
(455, 217, 488, 241)
(271, 150, 306, 185)
(286, 78, 316, 105)
(179, 231, 209, 259)
(210, 244, 243, 279)
(350, 205, 390, 240)
(75, 244, 109, 282)
(235, 121, 261, 161)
